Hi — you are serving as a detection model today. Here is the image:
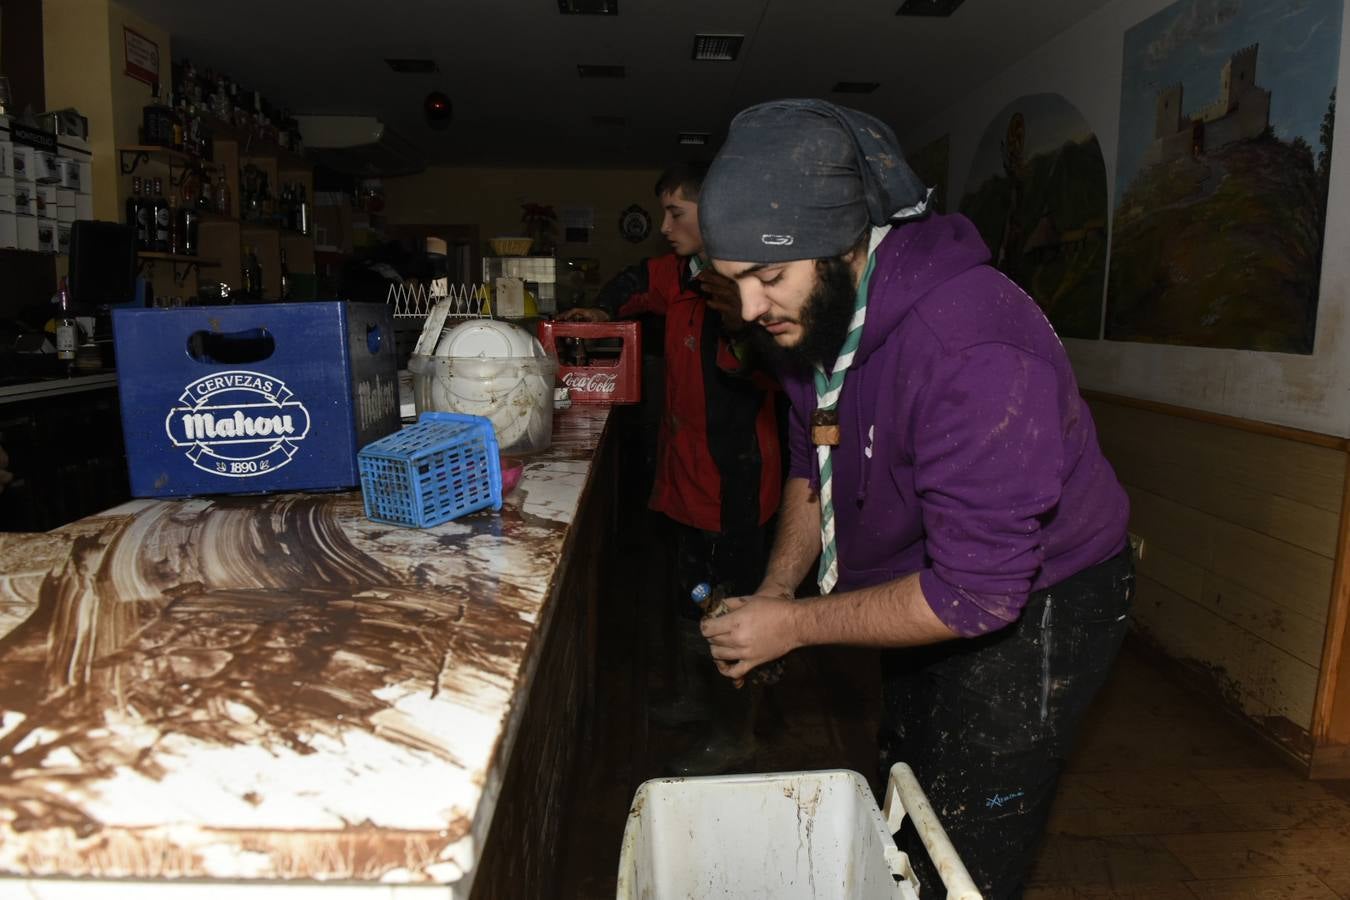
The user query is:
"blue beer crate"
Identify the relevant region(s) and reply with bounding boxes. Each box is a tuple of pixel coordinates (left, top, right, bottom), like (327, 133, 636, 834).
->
(113, 302, 401, 498)
(358, 412, 503, 528)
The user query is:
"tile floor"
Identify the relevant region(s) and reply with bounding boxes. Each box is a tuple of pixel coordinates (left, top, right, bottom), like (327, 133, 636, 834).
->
(559, 505, 1350, 899)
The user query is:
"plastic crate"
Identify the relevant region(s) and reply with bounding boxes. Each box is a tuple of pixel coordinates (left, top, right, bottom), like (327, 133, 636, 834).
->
(537, 320, 641, 404)
(616, 765, 980, 900)
(358, 412, 503, 528)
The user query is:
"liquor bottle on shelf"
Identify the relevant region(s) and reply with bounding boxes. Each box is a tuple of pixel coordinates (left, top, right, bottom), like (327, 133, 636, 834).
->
(279, 248, 291, 301)
(168, 194, 182, 255)
(240, 245, 255, 297)
(152, 177, 170, 253)
(55, 278, 77, 369)
(135, 180, 152, 250)
(170, 88, 184, 153)
(143, 80, 175, 148)
(295, 185, 309, 236)
(126, 176, 143, 240)
(216, 175, 232, 218)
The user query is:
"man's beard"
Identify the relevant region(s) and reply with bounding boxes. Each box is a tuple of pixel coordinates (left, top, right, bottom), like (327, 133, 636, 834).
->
(747, 256, 858, 373)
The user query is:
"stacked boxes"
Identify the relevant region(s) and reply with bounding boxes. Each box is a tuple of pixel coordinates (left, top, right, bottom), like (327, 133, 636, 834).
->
(0, 116, 94, 253)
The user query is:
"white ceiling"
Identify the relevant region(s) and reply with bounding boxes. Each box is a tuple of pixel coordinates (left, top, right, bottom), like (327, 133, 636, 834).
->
(115, 0, 1117, 168)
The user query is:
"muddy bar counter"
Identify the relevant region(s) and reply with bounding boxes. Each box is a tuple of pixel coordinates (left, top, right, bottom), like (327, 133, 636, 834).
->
(0, 405, 615, 898)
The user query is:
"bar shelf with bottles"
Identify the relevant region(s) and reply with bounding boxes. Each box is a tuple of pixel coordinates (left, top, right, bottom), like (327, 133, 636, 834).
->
(119, 57, 316, 304)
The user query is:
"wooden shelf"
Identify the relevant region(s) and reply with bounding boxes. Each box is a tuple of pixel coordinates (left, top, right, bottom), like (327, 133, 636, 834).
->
(197, 211, 238, 225)
(117, 144, 202, 174)
(138, 252, 221, 266)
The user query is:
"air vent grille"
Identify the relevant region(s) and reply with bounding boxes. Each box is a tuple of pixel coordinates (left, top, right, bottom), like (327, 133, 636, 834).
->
(692, 34, 744, 61)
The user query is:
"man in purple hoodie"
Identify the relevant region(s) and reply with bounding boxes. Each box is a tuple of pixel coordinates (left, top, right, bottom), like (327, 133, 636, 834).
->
(696, 99, 1134, 899)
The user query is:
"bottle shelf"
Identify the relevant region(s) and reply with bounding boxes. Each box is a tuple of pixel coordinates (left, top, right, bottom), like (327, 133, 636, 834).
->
(117, 145, 209, 176)
(138, 252, 221, 265)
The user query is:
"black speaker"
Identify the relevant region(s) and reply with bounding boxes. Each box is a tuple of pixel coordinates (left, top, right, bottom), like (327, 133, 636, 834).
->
(68, 221, 137, 307)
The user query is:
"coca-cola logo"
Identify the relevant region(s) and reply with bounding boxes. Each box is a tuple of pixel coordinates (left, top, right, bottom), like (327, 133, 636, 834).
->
(563, 371, 618, 393)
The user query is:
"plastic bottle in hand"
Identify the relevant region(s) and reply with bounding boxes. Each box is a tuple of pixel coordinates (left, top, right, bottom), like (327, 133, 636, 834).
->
(691, 582, 785, 687)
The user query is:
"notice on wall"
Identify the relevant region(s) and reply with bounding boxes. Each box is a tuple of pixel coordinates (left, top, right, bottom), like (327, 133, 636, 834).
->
(124, 26, 160, 86)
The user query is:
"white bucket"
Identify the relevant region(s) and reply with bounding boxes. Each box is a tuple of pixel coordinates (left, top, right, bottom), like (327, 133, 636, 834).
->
(616, 765, 981, 900)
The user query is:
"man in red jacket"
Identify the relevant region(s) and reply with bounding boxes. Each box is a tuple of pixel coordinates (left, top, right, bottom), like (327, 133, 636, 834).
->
(565, 164, 781, 774)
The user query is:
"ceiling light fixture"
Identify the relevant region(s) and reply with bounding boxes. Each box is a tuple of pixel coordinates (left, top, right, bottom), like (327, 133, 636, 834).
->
(558, 0, 618, 14)
(832, 81, 880, 94)
(577, 64, 626, 78)
(896, 0, 968, 15)
(691, 34, 744, 61)
(678, 132, 710, 146)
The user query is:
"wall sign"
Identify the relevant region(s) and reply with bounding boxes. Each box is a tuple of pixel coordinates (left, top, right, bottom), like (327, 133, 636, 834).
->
(123, 26, 160, 86)
(618, 204, 651, 243)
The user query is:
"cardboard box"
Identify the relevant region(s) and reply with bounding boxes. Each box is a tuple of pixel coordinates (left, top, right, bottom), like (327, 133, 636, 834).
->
(37, 218, 56, 253)
(35, 184, 56, 218)
(16, 215, 38, 251)
(112, 302, 402, 498)
(0, 142, 11, 177)
(0, 212, 16, 249)
(57, 223, 71, 255)
(75, 192, 93, 221)
(12, 146, 34, 182)
(12, 182, 35, 216)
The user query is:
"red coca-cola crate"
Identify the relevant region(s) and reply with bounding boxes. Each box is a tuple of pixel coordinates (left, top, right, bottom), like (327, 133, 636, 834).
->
(537, 321, 641, 404)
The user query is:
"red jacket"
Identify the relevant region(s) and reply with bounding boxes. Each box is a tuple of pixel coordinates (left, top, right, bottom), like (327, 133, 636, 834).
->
(615, 254, 781, 533)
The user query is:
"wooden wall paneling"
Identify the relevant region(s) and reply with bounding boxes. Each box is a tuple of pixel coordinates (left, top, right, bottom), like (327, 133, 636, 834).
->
(1134, 575, 1320, 735)
(1210, 519, 1336, 625)
(1203, 573, 1333, 669)
(1088, 394, 1346, 767)
(1090, 402, 1346, 514)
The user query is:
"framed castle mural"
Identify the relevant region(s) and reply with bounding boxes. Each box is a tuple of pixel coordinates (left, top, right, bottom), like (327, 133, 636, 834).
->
(1106, 0, 1342, 354)
(959, 94, 1109, 340)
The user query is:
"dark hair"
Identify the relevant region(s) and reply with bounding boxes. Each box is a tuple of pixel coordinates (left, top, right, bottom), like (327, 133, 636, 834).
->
(654, 163, 709, 202)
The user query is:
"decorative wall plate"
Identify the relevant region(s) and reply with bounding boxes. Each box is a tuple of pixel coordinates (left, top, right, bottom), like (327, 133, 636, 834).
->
(618, 204, 652, 243)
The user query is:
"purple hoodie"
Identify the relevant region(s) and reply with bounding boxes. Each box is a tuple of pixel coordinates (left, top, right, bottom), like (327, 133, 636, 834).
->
(781, 213, 1129, 636)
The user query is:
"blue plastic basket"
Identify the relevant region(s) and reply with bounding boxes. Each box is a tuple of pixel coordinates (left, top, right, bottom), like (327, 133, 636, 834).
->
(358, 412, 503, 528)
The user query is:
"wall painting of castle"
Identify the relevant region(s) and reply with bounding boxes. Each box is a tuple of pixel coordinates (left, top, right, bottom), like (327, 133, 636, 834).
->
(1107, 0, 1342, 354)
(908, 133, 951, 213)
(959, 94, 1109, 340)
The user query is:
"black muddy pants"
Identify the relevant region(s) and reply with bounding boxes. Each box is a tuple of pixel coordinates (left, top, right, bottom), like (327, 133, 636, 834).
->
(879, 548, 1135, 900)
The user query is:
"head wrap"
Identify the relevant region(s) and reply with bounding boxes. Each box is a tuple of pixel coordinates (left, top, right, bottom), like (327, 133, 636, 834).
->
(700, 99, 930, 263)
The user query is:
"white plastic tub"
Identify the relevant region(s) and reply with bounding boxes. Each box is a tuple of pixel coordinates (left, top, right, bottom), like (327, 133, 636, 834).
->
(616, 764, 980, 900)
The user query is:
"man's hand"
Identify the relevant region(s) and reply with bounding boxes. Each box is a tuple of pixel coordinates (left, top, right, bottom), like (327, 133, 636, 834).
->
(701, 594, 801, 682)
(697, 269, 745, 333)
(558, 307, 610, 323)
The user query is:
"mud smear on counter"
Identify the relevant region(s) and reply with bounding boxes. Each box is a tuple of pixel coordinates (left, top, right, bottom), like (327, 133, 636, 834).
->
(0, 493, 556, 879)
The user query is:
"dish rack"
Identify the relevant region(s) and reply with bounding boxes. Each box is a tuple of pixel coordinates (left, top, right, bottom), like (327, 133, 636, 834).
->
(387, 282, 489, 320)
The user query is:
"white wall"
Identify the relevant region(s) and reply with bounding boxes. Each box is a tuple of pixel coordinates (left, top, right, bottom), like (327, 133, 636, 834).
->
(905, 0, 1350, 437)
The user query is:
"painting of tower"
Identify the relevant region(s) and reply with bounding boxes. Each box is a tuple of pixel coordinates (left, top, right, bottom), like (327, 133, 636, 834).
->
(1145, 45, 1272, 166)
(1107, 0, 1342, 354)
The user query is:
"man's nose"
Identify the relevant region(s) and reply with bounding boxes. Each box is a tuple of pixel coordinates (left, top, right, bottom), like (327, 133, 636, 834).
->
(739, 284, 769, 321)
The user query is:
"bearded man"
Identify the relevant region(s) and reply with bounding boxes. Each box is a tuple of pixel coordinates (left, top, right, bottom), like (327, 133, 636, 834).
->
(697, 98, 1135, 900)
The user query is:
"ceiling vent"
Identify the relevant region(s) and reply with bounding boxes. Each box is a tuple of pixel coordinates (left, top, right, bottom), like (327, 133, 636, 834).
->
(577, 64, 626, 78)
(295, 115, 425, 177)
(384, 58, 438, 74)
(558, 0, 618, 14)
(692, 34, 744, 61)
(678, 132, 710, 146)
(896, 0, 968, 15)
(832, 81, 880, 94)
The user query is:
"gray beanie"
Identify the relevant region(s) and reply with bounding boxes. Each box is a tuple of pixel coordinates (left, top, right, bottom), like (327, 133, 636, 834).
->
(700, 99, 930, 263)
